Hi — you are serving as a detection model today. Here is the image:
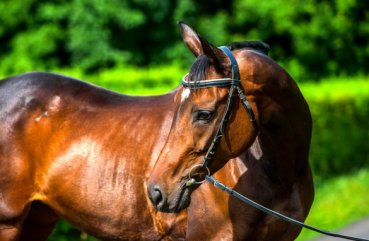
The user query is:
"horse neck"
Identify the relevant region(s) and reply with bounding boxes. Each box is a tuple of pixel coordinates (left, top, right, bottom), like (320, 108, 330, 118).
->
(112, 91, 178, 172)
(235, 51, 312, 184)
(251, 82, 312, 185)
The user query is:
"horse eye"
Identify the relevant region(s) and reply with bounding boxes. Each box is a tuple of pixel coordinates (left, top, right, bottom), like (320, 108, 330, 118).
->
(195, 110, 215, 122)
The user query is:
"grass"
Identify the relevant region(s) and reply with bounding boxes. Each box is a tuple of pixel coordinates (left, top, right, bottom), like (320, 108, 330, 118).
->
(2, 66, 368, 97)
(300, 76, 369, 101)
(296, 168, 369, 241)
(50, 65, 185, 95)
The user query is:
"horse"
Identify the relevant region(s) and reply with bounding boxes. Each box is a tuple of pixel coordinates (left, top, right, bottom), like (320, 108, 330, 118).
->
(147, 22, 314, 241)
(0, 22, 313, 241)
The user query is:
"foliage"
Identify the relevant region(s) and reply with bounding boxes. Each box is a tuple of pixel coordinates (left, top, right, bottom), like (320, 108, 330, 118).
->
(42, 64, 185, 96)
(0, 0, 177, 72)
(296, 169, 369, 241)
(231, 0, 369, 80)
(0, 0, 369, 79)
(48, 220, 97, 241)
(301, 78, 369, 181)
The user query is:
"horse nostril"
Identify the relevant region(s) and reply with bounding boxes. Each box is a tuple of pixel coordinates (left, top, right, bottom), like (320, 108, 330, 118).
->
(148, 185, 165, 209)
(153, 187, 163, 205)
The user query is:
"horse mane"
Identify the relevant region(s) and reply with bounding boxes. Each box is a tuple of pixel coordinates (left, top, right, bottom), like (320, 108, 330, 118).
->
(188, 41, 269, 82)
(227, 41, 270, 55)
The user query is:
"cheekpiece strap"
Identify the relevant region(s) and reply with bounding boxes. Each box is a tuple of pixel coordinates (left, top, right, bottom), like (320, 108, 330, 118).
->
(218, 46, 240, 81)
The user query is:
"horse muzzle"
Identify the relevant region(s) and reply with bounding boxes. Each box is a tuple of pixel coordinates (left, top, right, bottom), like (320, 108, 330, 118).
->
(147, 182, 194, 213)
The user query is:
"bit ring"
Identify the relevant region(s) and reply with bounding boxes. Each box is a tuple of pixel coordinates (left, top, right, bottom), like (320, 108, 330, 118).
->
(186, 164, 210, 187)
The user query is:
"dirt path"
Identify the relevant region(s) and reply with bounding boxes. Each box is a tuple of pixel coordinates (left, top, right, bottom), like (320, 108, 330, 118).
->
(311, 218, 369, 241)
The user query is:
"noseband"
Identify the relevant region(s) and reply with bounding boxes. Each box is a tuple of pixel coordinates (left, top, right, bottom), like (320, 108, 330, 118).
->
(182, 46, 259, 175)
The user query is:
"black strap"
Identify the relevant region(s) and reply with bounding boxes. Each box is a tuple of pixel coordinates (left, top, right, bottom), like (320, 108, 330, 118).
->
(202, 84, 237, 167)
(219, 46, 240, 80)
(206, 175, 369, 241)
(182, 77, 240, 88)
(219, 46, 258, 132)
(236, 86, 259, 131)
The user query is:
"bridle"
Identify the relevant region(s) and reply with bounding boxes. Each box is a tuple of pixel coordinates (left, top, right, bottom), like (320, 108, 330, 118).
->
(181, 46, 369, 241)
(182, 46, 259, 173)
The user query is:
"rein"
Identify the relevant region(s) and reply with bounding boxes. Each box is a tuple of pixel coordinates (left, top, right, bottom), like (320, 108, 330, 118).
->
(183, 46, 369, 241)
(205, 176, 368, 241)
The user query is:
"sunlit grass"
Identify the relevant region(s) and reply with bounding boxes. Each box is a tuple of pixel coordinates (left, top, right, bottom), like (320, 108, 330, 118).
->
(2, 67, 367, 97)
(300, 76, 369, 101)
(296, 169, 369, 241)
(50, 65, 185, 96)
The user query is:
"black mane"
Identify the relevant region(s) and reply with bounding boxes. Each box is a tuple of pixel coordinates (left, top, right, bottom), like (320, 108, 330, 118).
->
(227, 41, 270, 55)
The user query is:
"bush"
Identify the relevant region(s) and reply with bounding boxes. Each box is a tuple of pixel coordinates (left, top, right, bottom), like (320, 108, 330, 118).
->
(301, 78, 369, 181)
(1, 0, 368, 79)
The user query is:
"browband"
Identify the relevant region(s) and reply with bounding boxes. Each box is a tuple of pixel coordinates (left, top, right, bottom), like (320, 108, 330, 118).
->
(181, 46, 241, 89)
(181, 74, 240, 88)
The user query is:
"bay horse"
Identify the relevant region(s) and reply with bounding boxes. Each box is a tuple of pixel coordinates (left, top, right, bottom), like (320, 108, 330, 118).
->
(147, 23, 314, 240)
(0, 22, 313, 241)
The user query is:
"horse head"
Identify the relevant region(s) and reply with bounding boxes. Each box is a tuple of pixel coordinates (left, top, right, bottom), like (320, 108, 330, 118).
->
(147, 22, 311, 213)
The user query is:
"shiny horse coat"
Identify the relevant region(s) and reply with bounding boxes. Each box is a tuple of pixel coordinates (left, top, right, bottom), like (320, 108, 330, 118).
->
(0, 73, 185, 240)
(0, 23, 313, 241)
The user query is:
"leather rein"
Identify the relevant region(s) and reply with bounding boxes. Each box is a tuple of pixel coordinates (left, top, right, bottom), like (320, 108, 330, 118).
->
(182, 46, 369, 241)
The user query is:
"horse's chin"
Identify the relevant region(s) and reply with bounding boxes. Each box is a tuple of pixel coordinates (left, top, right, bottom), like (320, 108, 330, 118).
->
(159, 185, 195, 213)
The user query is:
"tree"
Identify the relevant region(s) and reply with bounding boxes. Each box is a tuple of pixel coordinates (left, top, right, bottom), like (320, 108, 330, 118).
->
(0, 0, 368, 78)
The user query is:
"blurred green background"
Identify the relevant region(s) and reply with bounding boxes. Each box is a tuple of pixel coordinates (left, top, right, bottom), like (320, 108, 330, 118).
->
(0, 0, 368, 240)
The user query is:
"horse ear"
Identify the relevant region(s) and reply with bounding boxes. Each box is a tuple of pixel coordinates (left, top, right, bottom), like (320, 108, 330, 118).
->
(201, 39, 231, 73)
(178, 21, 231, 73)
(179, 21, 203, 57)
